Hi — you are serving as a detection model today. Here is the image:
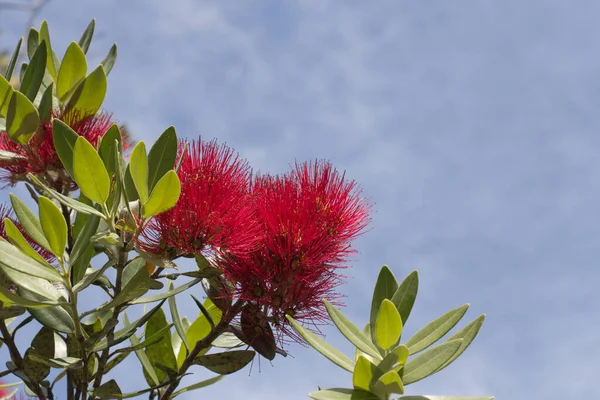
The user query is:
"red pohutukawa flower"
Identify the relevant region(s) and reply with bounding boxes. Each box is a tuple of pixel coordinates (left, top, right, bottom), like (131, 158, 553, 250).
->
(137, 139, 258, 260)
(222, 161, 371, 343)
(0, 110, 125, 190)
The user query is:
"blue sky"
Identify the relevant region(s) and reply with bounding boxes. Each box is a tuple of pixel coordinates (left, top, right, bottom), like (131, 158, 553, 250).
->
(1, 1, 599, 399)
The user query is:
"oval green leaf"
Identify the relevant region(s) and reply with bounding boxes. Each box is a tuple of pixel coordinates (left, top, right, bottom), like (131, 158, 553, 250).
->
(130, 141, 149, 203)
(73, 136, 110, 205)
(6, 90, 40, 144)
(402, 339, 462, 385)
(38, 196, 67, 259)
(52, 119, 79, 177)
(10, 193, 52, 252)
(373, 370, 404, 396)
(406, 304, 469, 355)
(434, 314, 486, 373)
(370, 265, 398, 345)
(148, 126, 178, 191)
(309, 388, 380, 400)
(375, 299, 402, 351)
(65, 65, 106, 118)
(143, 170, 181, 218)
(324, 299, 381, 361)
(391, 270, 418, 326)
(78, 19, 95, 54)
(3, 217, 50, 265)
(193, 350, 255, 375)
(353, 355, 377, 391)
(57, 42, 87, 101)
(20, 40, 47, 102)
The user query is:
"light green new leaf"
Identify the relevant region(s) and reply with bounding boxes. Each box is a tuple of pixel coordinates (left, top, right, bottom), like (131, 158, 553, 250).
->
(73, 136, 110, 205)
(406, 304, 469, 355)
(4, 37, 22, 81)
(391, 270, 418, 326)
(377, 344, 409, 373)
(434, 314, 486, 373)
(375, 299, 402, 351)
(52, 119, 79, 179)
(373, 370, 404, 396)
(3, 218, 50, 265)
(323, 299, 381, 361)
(143, 170, 181, 218)
(78, 19, 95, 54)
(286, 314, 355, 372)
(148, 126, 178, 191)
(370, 265, 398, 344)
(57, 42, 87, 101)
(308, 388, 380, 400)
(38, 196, 67, 259)
(10, 193, 52, 251)
(130, 141, 149, 203)
(193, 350, 255, 375)
(65, 65, 106, 118)
(353, 355, 378, 392)
(6, 90, 40, 144)
(20, 40, 47, 102)
(402, 339, 462, 385)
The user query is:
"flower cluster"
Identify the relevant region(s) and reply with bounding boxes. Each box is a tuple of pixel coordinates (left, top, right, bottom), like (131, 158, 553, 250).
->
(0, 110, 124, 190)
(139, 140, 371, 343)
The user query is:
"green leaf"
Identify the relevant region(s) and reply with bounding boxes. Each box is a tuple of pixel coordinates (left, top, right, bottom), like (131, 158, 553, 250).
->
(28, 174, 105, 217)
(6, 90, 40, 144)
(103, 258, 152, 309)
(286, 314, 355, 372)
(21, 288, 75, 333)
(78, 19, 95, 54)
(123, 163, 139, 202)
(94, 379, 121, 399)
(65, 65, 106, 118)
(129, 141, 149, 203)
(73, 136, 111, 205)
(171, 375, 223, 398)
(370, 265, 398, 345)
(101, 44, 118, 76)
(27, 28, 39, 60)
(0, 240, 62, 282)
(308, 388, 380, 400)
(323, 299, 381, 361)
(434, 314, 486, 373)
(57, 42, 87, 101)
(402, 340, 463, 385)
(38, 196, 67, 259)
(352, 355, 378, 392)
(98, 124, 123, 177)
(0, 75, 14, 117)
(147, 126, 178, 191)
(91, 300, 166, 351)
(130, 278, 201, 304)
(0, 284, 58, 308)
(3, 217, 50, 265)
(73, 260, 114, 293)
(406, 304, 469, 355)
(375, 299, 402, 351)
(377, 344, 409, 373)
(10, 193, 52, 251)
(127, 315, 160, 387)
(52, 119, 78, 176)
(4, 37, 22, 81)
(373, 370, 404, 397)
(38, 82, 54, 122)
(193, 350, 255, 375)
(168, 282, 189, 351)
(20, 41, 47, 102)
(39, 21, 58, 81)
(144, 308, 177, 384)
(143, 170, 181, 218)
(70, 212, 101, 284)
(391, 270, 418, 327)
(212, 332, 243, 349)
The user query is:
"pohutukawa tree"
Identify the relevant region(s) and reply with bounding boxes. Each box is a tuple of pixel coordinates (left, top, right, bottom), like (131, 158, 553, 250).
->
(0, 20, 493, 400)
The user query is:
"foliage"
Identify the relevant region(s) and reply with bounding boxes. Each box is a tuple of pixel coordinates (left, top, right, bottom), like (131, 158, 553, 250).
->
(0, 20, 492, 400)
